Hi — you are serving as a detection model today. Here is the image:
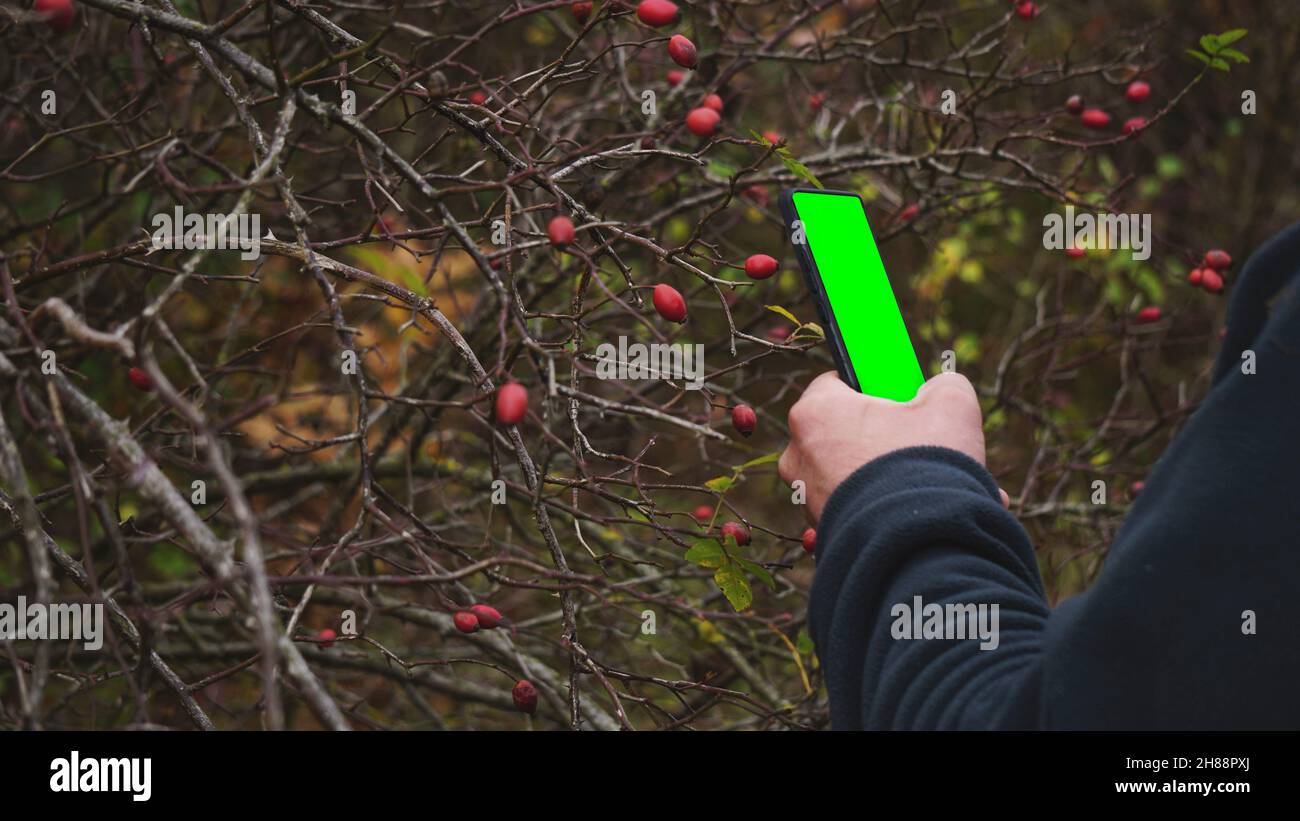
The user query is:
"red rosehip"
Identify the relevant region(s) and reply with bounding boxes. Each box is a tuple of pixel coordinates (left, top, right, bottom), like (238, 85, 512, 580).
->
(317, 628, 337, 649)
(801, 527, 816, 554)
(512, 679, 538, 714)
(744, 253, 779, 280)
(1122, 116, 1146, 135)
(571, 1, 592, 24)
(1126, 81, 1151, 103)
(666, 69, 685, 87)
(1066, 245, 1086, 258)
(635, 0, 678, 28)
(1135, 306, 1162, 324)
(1080, 108, 1111, 129)
(547, 215, 576, 247)
(720, 521, 751, 546)
(640, 135, 656, 149)
(762, 130, 781, 145)
(809, 92, 826, 110)
(1014, 1, 1037, 21)
(668, 35, 698, 69)
(1065, 94, 1085, 115)
(1187, 268, 1204, 286)
(34, 0, 75, 33)
(693, 504, 714, 523)
(469, 90, 487, 106)
(685, 106, 721, 137)
(1201, 268, 1224, 293)
(469, 604, 503, 630)
(701, 93, 723, 112)
(127, 367, 153, 392)
(766, 325, 790, 342)
(1203, 249, 1231, 270)
(742, 184, 769, 206)
(1130, 480, 1146, 496)
(453, 611, 480, 633)
(731, 404, 756, 437)
(897, 203, 920, 223)
(652, 283, 688, 323)
(495, 381, 529, 425)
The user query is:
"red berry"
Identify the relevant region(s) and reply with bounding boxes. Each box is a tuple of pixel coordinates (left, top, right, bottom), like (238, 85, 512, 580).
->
(317, 628, 337, 649)
(1187, 268, 1204, 286)
(1015, 1, 1037, 21)
(495, 381, 529, 425)
(1203, 249, 1231, 270)
(693, 504, 714, 523)
(571, 2, 592, 24)
(635, 0, 678, 27)
(547, 215, 576, 247)
(1066, 245, 1086, 258)
(1201, 268, 1224, 293)
(34, 0, 75, 33)
(762, 130, 781, 145)
(809, 92, 826, 110)
(1126, 81, 1151, 103)
(469, 604, 503, 630)
(652, 283, 688, 323)
(744, 253, 779, 280)
(127, 367, 153, 392)
(897, 203, 920, 223)
(1135, 306, 1162, 324)
(1130, 480, 1146, 496)
(668, 35, 698, 69)
(801, 528, 816, 554)
(469, 91, 487, 106)
(741, 184, 770, 206)
(666, 69, 685, 87)
(1065, 94, 1085, 115)
(512, 679, 538, 714)
(685, 106, 721, 137)
(720, 521, 750, 546)
(731, 404, 756, 437)
(1080, 108, 1111, 129)
(766, 325, 790, 342)
(640, 135, 656, 149)
(701, 93, 723, 112)
(1121, 116, 1146, 135)
(453, 611, 480, 633)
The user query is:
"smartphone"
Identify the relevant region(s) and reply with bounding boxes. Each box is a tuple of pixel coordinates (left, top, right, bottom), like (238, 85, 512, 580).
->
(778, 188, 925, 401)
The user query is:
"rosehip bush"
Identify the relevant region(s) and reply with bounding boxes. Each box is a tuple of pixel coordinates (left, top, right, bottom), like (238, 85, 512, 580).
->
(0, 0, 1294, 731)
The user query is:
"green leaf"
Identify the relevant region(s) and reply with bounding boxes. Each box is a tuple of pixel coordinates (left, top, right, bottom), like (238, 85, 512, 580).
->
(749, 128, 773, 146)
(735, 557, 777, 591)
(795, 322, 825, 340)
(685, 538, 727, 569)
(776, 147, 823, 189)
(1210, 58, 1231, 72)
(1185, 49, 1211, 66)
(714, 563, 753, 611)
(737, 452, 780, 471)
(704, 475, 735, 492)
(796, 629, 815, 655)
(765, 304, 800, 324)
(1199, 34, 1221, 54)
(1216, 28, 1247, 47)
(1218, 48, 1250, 64)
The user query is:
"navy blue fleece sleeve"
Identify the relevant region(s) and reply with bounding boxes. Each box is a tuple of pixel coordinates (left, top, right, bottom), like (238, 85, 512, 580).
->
(809, 446, 1050, 729)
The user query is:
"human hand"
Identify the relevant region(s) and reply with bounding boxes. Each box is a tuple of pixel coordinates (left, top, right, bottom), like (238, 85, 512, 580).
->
(779, 370, 1005, 521)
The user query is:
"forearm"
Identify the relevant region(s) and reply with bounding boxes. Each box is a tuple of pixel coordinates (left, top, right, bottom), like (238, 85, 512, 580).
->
(809, 446, 1050, 729)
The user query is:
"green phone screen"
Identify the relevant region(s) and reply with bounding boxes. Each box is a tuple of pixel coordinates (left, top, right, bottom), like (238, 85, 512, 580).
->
(792, 191, 924, 401)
